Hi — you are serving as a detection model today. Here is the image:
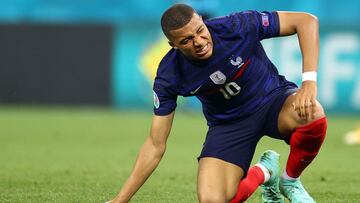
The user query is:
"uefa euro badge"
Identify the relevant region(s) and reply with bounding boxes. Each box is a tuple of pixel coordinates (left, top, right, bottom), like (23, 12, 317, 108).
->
(153, 91, 160, 109)
(261, 13, 269, 27)
(210, 70, 226, 85)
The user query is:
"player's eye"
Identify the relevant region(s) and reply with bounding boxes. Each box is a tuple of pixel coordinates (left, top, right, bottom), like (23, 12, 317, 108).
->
(180, 38, 190, 45)
(180, 40, 187, 45)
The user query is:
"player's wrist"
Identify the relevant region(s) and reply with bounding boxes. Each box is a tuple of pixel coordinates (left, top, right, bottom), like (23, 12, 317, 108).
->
(302, 71, 317, 82)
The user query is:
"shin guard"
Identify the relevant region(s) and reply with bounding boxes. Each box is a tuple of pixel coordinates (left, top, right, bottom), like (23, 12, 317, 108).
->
(285, 117, 327, 178)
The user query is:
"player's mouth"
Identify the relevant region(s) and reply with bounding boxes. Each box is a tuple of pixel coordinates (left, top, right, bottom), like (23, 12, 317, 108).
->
(196, 43, 210, 57)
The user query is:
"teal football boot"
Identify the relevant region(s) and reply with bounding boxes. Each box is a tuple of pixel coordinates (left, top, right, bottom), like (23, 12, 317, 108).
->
(280, 178, 315, 203)
(259, 150, 284, 203)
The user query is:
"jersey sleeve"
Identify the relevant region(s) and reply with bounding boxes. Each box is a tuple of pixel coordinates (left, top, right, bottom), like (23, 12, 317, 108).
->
(231, 10, 280, 41)
(152, 61, 179, 116)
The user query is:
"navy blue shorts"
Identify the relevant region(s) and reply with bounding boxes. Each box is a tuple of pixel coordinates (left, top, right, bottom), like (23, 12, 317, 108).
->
(198, 88, 297, 172)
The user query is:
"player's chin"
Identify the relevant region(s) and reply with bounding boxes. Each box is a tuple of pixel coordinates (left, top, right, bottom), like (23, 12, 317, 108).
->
(195, 48, 213, 60)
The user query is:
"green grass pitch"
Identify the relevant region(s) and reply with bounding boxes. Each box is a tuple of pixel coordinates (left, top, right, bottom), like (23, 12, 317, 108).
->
(1, 106, 360, 202)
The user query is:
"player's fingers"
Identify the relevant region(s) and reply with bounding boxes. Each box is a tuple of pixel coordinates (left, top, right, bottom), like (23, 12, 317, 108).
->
(293, 100, 301, 118)
(305, 99, 312, 120)
(301, 97, 310, 119)
(310, 98, 317, 119)
(299, 98, 306, 119)
(298, 100, 304, 118)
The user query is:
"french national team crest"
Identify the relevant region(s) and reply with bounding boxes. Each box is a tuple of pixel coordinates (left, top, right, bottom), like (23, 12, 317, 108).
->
(230, 55, 244, 69)
(210, 70, 226, 85)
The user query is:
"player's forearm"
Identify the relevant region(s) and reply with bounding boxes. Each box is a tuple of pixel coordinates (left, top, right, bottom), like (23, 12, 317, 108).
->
(114, 137, 166, 203)
(296, 14, 319, 73)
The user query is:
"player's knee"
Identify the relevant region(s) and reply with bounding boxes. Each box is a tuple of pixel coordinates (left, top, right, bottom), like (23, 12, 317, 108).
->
(295, 100, 326, 127)
(311, 100, 326, 121)
(198, 192, 227, 203)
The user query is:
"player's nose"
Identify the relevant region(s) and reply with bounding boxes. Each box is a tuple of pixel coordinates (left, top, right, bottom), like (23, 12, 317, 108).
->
(193, 36, 206, 48)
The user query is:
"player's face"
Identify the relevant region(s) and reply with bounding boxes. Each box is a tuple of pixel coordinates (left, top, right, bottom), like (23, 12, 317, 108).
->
(168, 13, 213, 60)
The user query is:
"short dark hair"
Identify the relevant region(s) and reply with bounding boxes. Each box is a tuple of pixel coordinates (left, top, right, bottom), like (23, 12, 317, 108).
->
(161, 4, 196, 39)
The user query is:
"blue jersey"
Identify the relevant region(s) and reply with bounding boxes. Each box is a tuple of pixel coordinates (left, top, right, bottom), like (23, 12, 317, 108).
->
(153, 10, 297, 126)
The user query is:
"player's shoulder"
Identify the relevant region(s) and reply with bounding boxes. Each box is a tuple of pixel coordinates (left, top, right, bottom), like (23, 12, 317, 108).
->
(205, 10, 257, 34)
(154, 48, 181, 94)
(155, 48, 184, 88)
(157, 48, 179, 75)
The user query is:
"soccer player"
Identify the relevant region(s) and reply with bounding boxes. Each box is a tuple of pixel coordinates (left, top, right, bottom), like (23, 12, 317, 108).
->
(108, 4, 327, 203)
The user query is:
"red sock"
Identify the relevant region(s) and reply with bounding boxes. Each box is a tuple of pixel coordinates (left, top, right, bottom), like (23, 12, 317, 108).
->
(230, 166, 265, 203)
(286, 117, 327, 178)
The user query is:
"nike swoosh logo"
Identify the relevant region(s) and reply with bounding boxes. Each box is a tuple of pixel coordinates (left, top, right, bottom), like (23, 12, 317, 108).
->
(190, 85, 203, 94)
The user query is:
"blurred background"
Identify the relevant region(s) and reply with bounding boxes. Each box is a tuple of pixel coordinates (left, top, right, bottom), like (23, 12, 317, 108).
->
(1, 0, 360, 202)
(0, 0, 359, 113)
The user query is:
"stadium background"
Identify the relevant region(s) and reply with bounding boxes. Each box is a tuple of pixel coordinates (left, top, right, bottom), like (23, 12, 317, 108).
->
(1, 0, 360, 202)
(0, 0, 359, 113)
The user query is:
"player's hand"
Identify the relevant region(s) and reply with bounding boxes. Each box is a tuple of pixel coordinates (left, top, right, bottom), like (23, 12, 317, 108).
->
(293, 81, 317, 120)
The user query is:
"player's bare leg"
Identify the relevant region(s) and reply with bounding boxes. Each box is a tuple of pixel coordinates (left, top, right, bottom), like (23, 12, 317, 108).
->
(277, 93, 327, 202)
(198, 155, 281, 203)
(197, 157, 244, 203)
(278, 93, 325, 135)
